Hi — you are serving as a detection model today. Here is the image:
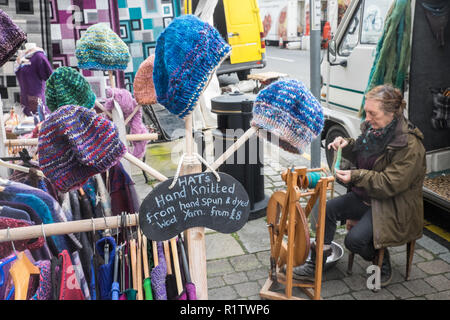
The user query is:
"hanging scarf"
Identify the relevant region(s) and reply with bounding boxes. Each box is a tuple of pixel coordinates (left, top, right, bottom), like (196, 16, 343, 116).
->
(359, 0, 411, 119)
(353, 117, 398, 158)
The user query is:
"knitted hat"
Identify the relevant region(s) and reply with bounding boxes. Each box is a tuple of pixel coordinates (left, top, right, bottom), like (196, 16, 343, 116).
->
(153, 14, 231, 119)
(133, 55, 157, 105)
(0, 9, 27, 67)
(251, 79, 324, 154)
(45, 67, 96, 112)
(38, 105, 127, 192)
(76, 23, 130, 71)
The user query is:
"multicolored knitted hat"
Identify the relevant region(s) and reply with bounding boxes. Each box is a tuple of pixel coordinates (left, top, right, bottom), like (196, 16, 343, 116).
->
(133, 55, 157, 105)
(153, 14, 231, 119)
(45, 67, 96, 112)
(38, 105, 127, 192)
(0, 9, 27, 67)
(75, 23, 130, 71)
(251, 79, 324, 154)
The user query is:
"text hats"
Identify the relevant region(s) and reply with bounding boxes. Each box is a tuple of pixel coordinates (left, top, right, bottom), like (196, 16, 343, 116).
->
(153, 14, 231, 119)
(251, 79, 324, 154)
(38, 105, 127, 192)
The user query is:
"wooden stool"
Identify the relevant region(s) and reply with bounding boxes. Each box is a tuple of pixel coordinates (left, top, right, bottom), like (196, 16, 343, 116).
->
(346, 236, 415, 281)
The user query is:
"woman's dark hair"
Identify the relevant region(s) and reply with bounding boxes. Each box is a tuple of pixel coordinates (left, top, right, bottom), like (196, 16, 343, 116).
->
(365, 84, 406, 117)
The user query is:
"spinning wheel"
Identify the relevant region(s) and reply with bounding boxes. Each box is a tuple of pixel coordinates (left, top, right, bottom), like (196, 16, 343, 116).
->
(267, 191, 310, 269)
(260, 166, 334, 300)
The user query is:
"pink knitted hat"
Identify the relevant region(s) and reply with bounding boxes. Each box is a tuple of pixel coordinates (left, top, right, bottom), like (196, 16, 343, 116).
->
(133, 55, 157, 105)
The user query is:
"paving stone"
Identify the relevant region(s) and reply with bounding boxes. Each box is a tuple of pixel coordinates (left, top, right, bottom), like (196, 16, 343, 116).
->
(248, 294, 262, 300)
(392, 252, 424, 267)
(208, 286, 238, 300)
(439, 252, 450, 264)
(247, 268, 269, 281)
(233, 282, 261, 298)
(424, 274, 450, 291)
(327, 294, 355, 300)
(416, 237, 448, 255)
(207, 259, 234, 278)
(342, 274, 368, 291)
(387, 283, 414, 299)
(445, 272, 450, 280)
(415, 249, 435, 261)
(321, 279, 350, 298)
(223, 272, 248, 285)
(417, 260, 450, 275)
(398, 264, 427, 280)
(425, 290, 450, 300)
(206, 233, 245, 260)
(256, 251, 271, 266)
(352, 289, 396, 300)
(403, 279, 437, 296)
(322, 266, 346, 281)
(207, 276, 226, 289)
(230, 254, 262, 272)
(236, 218, 271, 253)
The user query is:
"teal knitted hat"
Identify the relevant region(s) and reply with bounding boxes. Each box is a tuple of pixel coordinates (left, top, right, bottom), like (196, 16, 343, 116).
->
(76, 23, 130, 71)
(45, 67, 96, 112)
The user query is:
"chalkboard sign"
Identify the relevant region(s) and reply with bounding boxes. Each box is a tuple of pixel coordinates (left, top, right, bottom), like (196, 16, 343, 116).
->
(139, 172, 251, 241)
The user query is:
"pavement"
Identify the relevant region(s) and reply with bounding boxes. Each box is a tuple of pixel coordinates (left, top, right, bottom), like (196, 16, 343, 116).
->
(131, 131, 450, 301)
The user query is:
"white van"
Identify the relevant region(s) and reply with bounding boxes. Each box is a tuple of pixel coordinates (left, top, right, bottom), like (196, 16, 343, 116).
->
(320, 0, 450, 213)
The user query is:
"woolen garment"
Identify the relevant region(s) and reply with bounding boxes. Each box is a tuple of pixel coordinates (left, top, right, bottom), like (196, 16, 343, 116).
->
(133, 54, 157, 105)
(153, 14, 231, 119)
(151, 241, 168, 300)
(0, 200, 57, 259)
(0, 216, 45, 259)
(0, 205, 30, 221)
(56, 250, 85, 300)
(45, 67, 96, 112)
(76, 23, 130, 71)
(38, 105, 127, 193)
(342, 116, 426, 249)
(94, 237, 116, 300)
(0, 9, 27, 67)
(15, 49, 53, 116)
(251, 79, 324, 154)
(30, 260, 52, 300)
(104, 162, 140, 216)
(105, 87, 150, 159)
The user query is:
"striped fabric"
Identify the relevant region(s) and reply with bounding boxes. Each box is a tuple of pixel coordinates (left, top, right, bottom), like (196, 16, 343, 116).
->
(251, 79, 324, 155)
(38, 105, 127, 192)
(76, 23, 130, 71)
(153, 15, 231, 119)
(45, 67, 96, 112)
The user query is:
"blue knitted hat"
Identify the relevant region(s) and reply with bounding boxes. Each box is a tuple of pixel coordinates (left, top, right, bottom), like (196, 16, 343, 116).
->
(153, 15, 231, 119)
(76, 23, 130, 71)
(251, 79, 324, 154)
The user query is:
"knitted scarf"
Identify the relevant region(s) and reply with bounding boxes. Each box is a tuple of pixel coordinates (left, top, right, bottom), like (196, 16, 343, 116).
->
(353, 117, 398, 158)
(360, 0, 411, 119)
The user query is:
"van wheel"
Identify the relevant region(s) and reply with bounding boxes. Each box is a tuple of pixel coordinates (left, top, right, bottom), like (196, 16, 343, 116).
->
(237, 70, 250, 81)
(325, 124, 349, 170)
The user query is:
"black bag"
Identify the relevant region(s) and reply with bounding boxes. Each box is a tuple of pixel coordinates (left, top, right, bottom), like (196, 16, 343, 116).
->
(429, 87, 450, 129)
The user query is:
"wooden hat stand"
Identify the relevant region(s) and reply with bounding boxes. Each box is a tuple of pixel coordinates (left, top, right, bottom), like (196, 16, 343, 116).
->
(260, 167, 334, 300)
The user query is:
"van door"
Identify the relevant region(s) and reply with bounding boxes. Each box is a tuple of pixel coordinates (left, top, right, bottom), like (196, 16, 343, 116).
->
(222, 0, 263, 64)
(322, 0, 393, 114)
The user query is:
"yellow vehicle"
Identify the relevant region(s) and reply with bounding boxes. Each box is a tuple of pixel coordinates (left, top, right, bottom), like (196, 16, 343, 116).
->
(212, 0, 267, 80)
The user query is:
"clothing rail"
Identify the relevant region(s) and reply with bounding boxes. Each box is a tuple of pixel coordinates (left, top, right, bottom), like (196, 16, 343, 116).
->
(0, 213, 139, 243)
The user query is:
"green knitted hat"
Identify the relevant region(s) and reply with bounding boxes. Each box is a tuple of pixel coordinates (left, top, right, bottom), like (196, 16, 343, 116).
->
(45, 67, 96, 112)
(76, 23, 130, 71)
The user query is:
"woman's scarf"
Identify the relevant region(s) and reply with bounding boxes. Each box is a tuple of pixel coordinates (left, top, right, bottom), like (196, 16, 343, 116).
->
(353, 117, 398, 158)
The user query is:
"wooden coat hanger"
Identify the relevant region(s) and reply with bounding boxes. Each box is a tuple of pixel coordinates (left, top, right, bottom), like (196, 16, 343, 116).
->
(9, 252, 40, 300)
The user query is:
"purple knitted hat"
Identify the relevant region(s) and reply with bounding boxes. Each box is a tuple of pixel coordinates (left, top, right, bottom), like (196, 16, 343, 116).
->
(0, 9, 27, 67)
(38, 105, 127, 192)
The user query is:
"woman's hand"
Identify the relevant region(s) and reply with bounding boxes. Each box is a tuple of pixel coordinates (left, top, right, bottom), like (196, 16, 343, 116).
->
(327, 136, 348, 151)
(335, 169, 351, 184)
